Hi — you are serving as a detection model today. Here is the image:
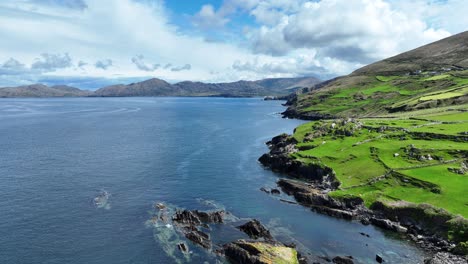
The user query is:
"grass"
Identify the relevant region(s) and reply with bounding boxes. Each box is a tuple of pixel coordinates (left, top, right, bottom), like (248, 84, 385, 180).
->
(295, 71, 467, 117)
(424, 74, 451, 81)
(289, 111, 468, 217)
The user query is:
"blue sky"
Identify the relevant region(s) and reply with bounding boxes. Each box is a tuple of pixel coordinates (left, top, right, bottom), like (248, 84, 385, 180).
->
(0, 0, 466, 89)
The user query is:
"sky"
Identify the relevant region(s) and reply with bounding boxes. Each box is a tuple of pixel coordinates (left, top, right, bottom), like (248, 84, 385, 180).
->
(0, 0, 466, 89)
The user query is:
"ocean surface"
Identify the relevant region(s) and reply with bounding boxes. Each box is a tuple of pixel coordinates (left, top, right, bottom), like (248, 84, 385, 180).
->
(0, 98, 428, 263)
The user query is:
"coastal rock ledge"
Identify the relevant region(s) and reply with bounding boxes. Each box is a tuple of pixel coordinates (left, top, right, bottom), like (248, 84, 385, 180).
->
(259, 132, 468, 260)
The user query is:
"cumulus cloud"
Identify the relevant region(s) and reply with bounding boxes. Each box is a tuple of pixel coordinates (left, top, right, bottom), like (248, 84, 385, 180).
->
(192, 0, 258, 29)
(192, 4, 229, 29)
(31, 53, 73, 71)
(95, 59, 113, 70)
(171, 64, 191, 72)
(131, 55, 160, 71)
(0, 58, 27, 75)
(249, 0, 451, 64)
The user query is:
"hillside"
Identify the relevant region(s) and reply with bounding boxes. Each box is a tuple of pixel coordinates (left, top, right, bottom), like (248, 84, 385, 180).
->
(94, 76, 320, 97)
(284, 31, 468, 120)
(260, 32, 468, 256)
(93, 78, 174, 97)
(0, 84, 90, 98)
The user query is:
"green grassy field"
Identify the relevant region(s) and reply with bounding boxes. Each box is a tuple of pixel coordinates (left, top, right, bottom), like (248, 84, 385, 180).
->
(290, 110, 468, 217)
(295, 70, 468, 117)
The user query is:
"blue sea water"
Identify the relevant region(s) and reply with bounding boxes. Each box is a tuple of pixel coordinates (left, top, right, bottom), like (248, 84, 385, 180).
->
(0, 98, 428, 263)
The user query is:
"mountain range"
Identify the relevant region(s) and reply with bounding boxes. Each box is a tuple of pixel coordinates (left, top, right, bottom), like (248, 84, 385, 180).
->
(0, 76, 320, 98)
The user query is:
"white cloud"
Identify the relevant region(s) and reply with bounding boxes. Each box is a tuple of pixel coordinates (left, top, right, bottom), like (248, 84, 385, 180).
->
(0, 0, 464, 88)
(171, 64, 191, 72)
(192, 4, 229, 28)
(249, 0, 451, 63)
(31, 53, 73, 71)
(94, 59, 113, 70)
(131, 55, 160, 71)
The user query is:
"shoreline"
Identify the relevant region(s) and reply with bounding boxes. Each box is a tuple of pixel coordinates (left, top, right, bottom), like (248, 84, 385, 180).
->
(258, 131, 468, 263)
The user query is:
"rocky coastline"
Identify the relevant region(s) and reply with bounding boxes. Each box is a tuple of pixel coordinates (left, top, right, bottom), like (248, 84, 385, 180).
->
(259, 134, 468, 263)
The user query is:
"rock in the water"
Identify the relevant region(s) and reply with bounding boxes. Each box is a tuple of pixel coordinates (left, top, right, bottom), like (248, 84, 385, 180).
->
(376, 254, 384, 263)
(359, 232, 370, 237)
(260, 187, 270, 194)
(238, 219, 273, 240)
(332, 256, 354, 264)
(185, 230, 211, 249)
(271, 188, 281, 195)
(172, 210, 202, 226)
(223, 240, 299, 264)
(172, 209, 225, 226)
(177, 242, 188, 253)
(195, 210, 225, 223)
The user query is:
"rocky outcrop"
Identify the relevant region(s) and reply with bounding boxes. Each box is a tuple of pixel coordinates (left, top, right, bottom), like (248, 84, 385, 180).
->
(172, 209, 225, 225)
(171, 209, 225, 249)
(185, 230, 211, 249)
(223, 240, 299, 264)
(370, 217, 408, 233)
(277, 179, 368, 220)
(238, 219, 273, 240)
(259, 134, 339, 189)
(424, 252, 468, 264)
(260, 130, 468, 260)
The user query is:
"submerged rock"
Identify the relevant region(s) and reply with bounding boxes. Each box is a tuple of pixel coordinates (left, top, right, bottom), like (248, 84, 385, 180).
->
(93, 190, 111, 209)
(237, 219, 273, 240)
(223, 240, 299, 264)
(332, 256, 354, 264)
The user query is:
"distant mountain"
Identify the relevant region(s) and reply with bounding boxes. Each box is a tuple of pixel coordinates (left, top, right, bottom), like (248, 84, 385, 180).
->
(93, 76, 321, 97)
(0, 76, 320, 98)
(93, 78, 174, 97)
(0, 84, 90, 98)
(283, 31, 468, 119)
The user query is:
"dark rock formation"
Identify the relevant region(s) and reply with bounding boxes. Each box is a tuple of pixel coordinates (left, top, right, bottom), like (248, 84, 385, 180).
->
(332, 256, 355, 264)
(177, 242, 188, 253)
(238, 219, 273, 240)
(172, 209, 225, 226)
(185, 230, 211, 249)
(270, 188, 281, 195)
(376, 254, 384, 263)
